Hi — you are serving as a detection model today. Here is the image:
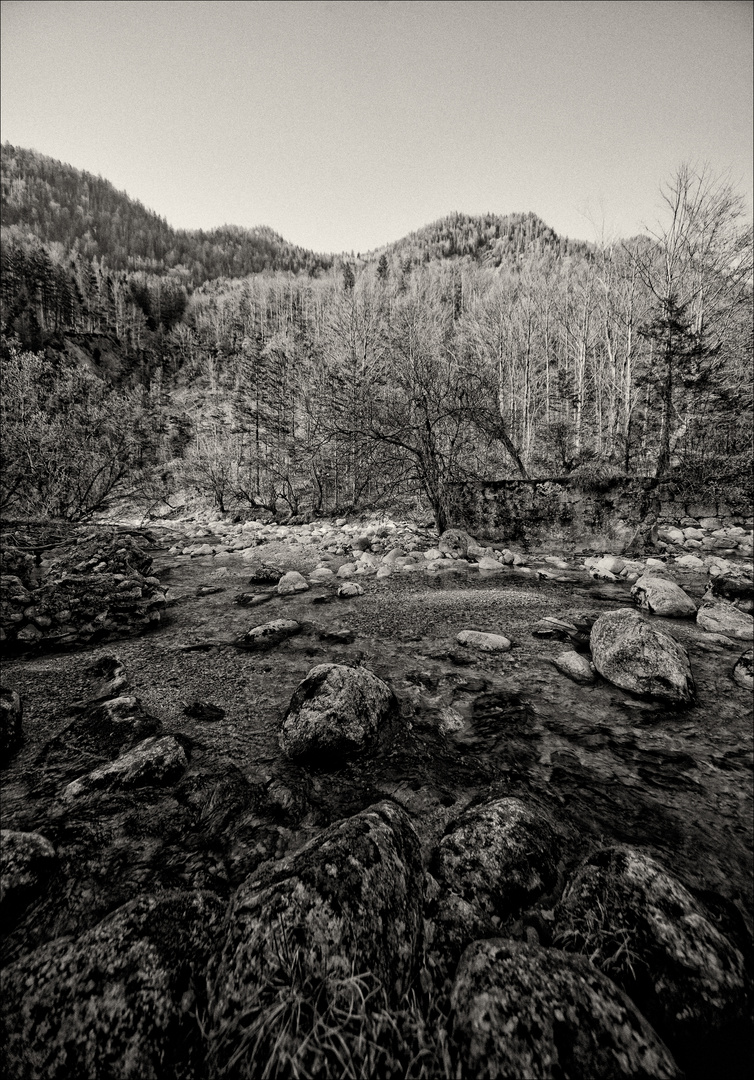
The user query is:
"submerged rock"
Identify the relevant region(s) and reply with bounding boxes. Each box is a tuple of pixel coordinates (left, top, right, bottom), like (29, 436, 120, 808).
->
(0, 829, 56, 916)
(0, 890, 225, 1080)
(183, 700, 226, 722)
(279, 663, 395, 760)
(631, 575, 697, 618)
(0, 684, 23, 764)
(207, 802, 424, 1079)
(240, 618, 301, 650)
(554, 845, 748, 1063)
(451, 938, 680, 1079)
(85, 655, 130, 702)
(590, 609, 695, 705)
(456, 629, 511, 653)
(553, 650, 597, 684)
(61, 735, 188, 800)
(37, 695, 161, 775)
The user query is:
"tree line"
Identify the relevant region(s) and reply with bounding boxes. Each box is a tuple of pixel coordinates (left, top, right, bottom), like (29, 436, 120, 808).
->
(1, 163, 751, 528)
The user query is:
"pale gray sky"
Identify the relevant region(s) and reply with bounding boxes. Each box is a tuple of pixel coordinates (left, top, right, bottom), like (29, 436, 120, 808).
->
(1, 0, 752, 252)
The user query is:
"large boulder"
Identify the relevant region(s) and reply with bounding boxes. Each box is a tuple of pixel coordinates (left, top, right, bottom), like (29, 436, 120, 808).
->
(0, 890, 224, 1080)
(438, 529, 476, 559)
(279, 663, 395, 760)
(590, 609, 695, 705)
(696, 600, 754, 641)
(554, 845, 748, 1069)
(0, 685, 23, 764)
(631, 575, 697, 618)
(207, 802, 424, 1079)
(431, 797, 560, 956)
(451, 938, 680, 1079)
(0, 829, 57, 916)
(61, 735, 188, 800)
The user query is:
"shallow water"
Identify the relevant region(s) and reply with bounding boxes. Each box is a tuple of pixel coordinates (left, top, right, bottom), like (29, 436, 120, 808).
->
(3, 539, 752, 958)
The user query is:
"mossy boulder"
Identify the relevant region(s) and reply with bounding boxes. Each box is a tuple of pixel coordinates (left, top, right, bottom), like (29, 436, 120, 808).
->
(0, 684, 23, 765)
(431, 797, 560, 957)
(0, 890, 225, 1080)
(451, 938, 680, 1079)
(0, 829, 57, 918)
(554, 845, 749, 1074)
(279, 663, 396, 761)
(207, 801, 424, 1078)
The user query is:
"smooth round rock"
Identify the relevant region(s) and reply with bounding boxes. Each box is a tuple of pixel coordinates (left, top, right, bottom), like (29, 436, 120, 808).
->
(553, 650, 597, 685)
(631, 576, 697, 618)
(456, 630, 511, 653)
(276, 571, 310, 595)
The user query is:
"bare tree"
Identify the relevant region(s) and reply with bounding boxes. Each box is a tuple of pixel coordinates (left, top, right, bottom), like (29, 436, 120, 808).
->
(629, 164, 753, 475)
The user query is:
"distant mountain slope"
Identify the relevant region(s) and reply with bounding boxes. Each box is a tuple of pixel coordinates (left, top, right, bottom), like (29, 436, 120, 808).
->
(374, 210, 590, 266)
(1, 144, 334, 282)
(1, 145, 589, 285)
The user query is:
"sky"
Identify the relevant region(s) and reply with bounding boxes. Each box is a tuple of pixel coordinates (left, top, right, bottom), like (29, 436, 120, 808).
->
(1, 0, 752, 254)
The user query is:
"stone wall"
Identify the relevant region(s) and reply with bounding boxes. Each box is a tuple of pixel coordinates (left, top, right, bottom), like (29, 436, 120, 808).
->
(454, 476, 753, 553)
(0, 529, 166, 654)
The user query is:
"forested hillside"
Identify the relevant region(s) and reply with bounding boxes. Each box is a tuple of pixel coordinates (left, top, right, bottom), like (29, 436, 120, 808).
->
(1, 148, 751, 527)
(374, 210, 589, 266)
(1, 144, 334, 281)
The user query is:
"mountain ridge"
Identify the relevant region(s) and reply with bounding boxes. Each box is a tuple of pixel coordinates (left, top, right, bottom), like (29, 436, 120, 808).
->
(2, 143, 589, 283)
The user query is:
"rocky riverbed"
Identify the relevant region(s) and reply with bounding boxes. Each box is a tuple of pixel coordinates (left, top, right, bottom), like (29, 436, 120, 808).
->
(1, 515, 752, 1079)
